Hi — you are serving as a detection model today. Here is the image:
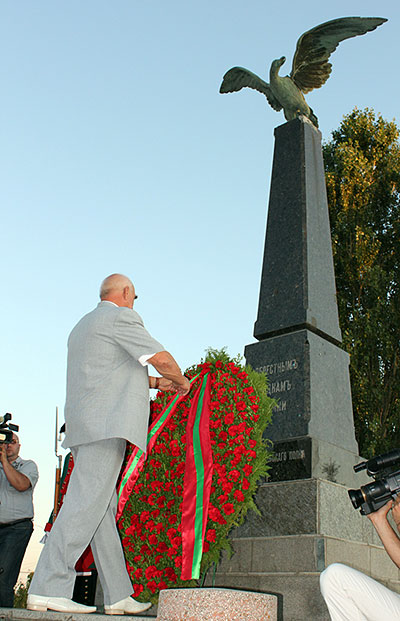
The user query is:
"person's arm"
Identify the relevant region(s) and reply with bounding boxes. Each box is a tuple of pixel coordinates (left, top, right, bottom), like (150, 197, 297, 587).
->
(368, 498, 400, 569)
(148, 351, 190, 396)
(0, 445, 31, 491)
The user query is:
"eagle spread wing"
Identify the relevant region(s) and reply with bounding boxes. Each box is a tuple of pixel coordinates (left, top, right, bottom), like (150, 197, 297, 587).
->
(219, 67, 282, 111)
(291, 16, 387, 93)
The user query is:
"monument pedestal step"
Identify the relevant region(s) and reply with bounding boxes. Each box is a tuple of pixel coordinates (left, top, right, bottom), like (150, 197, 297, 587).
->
(157, 588, 279, 620)
(0, 609, 156, 621)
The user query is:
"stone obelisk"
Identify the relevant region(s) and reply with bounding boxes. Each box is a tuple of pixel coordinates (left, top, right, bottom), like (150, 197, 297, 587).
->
(244, 116, 358, 485)
(211, 118, 400, 620)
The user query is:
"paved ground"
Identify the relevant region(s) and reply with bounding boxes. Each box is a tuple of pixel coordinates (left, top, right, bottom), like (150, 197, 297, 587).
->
(0, 609, 156, 621)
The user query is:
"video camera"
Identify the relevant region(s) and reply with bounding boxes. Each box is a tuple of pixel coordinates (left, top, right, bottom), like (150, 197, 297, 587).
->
(0, 413, 19, 444)
(348, 449, 400, 515)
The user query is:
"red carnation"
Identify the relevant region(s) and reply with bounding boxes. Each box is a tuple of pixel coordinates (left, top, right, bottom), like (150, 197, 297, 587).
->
(208, 504, 227, 524)
(167, 527, 177, 540)
(140, 544, 150, 555)
(221, 480, 233, 494)
(227, 469, 240, 482)
(243, 464, 253, 476)
(206, 529, 216, 542)
(171, 535, 182, 548)
(223, 503, 235, 515)
(234, 490, 245, 502)
(164, 567, 178, 582)
(133, 583, 144, 597)
(147, 580, 158, 594)
(145, 566, 158, 580)
(224, 413, 234, 425)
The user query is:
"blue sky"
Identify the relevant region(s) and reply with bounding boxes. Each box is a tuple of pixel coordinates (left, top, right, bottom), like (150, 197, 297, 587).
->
(1, 1, 398, 578)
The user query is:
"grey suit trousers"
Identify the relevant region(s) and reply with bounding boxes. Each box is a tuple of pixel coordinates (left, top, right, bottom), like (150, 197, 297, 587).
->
(29, 438, 133, 605)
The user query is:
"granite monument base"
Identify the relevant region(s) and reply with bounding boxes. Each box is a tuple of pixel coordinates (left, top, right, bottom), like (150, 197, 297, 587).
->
(208, 478, 400, 621)
(268, 435, 368, 488)
(245, 329, 357, 455)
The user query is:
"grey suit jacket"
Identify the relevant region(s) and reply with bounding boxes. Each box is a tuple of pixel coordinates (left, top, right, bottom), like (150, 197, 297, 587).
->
(62, 301, 164, 452)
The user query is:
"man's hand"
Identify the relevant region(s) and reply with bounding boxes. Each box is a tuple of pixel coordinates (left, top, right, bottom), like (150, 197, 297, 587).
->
(392, 495, 400, 530)
(0, 443, 31, 491)
(171, 376, 190, 396)
(0, 443, 7, 466)
(367, 496, 400, 569)
(148, 352, 191, 397)
(157, 378, 174, 392)
(368, 499, 393, 527)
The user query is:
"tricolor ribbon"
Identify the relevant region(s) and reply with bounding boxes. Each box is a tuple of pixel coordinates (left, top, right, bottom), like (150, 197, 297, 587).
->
(181, 372, 213, 580)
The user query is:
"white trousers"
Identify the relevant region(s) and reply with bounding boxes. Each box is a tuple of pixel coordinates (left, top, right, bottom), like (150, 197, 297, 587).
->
(320, 563, 400, 620)
(29, 438, 133, 605)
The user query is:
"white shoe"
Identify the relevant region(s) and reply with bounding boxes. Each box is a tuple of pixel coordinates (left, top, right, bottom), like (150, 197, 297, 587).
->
(27, 594, 96, 613)
(104, 596, 152, 615)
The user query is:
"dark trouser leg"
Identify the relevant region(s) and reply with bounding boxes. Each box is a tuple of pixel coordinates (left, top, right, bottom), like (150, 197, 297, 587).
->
(0, 521, 33, 607)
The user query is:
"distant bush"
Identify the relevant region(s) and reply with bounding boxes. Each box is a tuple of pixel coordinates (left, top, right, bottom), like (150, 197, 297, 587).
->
(14, 572, 33, 608)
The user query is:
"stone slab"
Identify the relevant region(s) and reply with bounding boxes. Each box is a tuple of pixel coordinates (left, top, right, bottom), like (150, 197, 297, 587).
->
(251, 535, 322, 574)
(157, 588, 278, 621)
(233, 479, 381, 544)
(208, 574, 326, 621)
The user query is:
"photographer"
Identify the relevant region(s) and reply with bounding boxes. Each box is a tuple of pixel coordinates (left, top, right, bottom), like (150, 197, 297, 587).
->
(0, 433, 39, 608)
(320, 496, 400, 619)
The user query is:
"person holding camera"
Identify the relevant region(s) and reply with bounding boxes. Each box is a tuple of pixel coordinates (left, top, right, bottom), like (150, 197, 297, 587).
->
(320, 495, 400, 619)
(0, 433, 39, 608)
(27, 273, 190, 615)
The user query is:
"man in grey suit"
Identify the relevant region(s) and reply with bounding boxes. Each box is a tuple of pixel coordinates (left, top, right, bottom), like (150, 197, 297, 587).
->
(28, 274, 190, 615)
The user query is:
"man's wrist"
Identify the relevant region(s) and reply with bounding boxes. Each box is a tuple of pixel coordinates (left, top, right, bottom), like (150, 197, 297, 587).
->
(151, 377, 160, 389)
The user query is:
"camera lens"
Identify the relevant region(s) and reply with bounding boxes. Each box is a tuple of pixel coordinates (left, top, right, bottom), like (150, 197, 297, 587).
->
(348, 488, 365, 509)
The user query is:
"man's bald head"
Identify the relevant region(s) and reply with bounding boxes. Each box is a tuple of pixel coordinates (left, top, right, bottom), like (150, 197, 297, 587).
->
(100, 274, 136, 309)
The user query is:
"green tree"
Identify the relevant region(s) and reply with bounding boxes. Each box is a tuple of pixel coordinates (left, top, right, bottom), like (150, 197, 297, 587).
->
(323, 108, 400, 458)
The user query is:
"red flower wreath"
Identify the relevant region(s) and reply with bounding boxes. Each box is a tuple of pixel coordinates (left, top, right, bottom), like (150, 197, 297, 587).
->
(118, 349, 274, 604)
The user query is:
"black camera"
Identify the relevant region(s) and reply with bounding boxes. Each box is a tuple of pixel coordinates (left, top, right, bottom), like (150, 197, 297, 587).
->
(0, 413, 19, 444)
(348, 449, 400, 515)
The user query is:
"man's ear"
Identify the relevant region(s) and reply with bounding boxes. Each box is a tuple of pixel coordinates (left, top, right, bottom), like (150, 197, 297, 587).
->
(122, 286, 130, 300)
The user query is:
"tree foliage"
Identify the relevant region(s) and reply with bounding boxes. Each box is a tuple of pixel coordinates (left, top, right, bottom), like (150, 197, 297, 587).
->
(323, 108, 400, 457)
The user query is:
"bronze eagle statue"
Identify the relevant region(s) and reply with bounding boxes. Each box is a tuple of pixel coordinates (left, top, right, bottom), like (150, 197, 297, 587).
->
(219, 17, 387, 128)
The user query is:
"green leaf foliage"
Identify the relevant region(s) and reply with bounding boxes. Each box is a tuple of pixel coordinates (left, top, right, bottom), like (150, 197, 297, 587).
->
(323, 108, 400, 457)
(13, 572, 33, 608)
